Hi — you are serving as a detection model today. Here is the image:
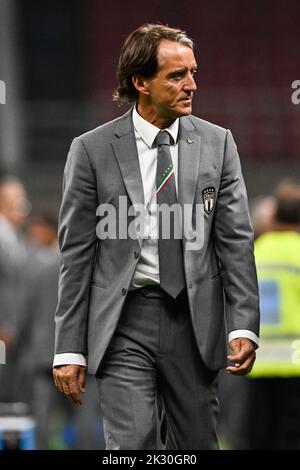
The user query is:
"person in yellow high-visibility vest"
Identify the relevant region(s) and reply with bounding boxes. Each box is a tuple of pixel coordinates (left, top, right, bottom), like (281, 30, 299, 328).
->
(253, 234, 300, 377)
(240, 180, 300, 449)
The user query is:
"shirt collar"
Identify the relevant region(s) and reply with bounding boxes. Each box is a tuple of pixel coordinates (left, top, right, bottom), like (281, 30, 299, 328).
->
(132, 106, 179, 148)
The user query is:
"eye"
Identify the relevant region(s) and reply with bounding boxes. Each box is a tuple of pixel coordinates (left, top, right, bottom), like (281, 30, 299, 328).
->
(172, 74, 183, 81)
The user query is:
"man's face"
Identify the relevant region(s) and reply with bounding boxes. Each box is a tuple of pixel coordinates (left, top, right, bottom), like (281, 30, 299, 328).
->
(145, 40, 197, 121)
(0, 182, 30, 227)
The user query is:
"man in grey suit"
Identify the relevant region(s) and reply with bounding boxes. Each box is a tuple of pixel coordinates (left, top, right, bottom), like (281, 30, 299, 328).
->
(53, 24, 260, 450)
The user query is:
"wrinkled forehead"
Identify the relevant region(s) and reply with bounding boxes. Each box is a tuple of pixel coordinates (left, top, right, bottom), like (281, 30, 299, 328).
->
(156, 40, 196, 71)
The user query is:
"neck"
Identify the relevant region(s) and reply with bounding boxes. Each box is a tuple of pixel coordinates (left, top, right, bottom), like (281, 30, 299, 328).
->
(136, 102, 176, 129)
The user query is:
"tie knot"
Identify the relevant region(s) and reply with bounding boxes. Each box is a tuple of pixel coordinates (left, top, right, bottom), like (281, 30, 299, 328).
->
(155, 130, 172, 147)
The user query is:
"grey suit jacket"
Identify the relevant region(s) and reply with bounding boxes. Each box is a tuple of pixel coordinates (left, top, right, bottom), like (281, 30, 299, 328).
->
(55, 109, 260, 374)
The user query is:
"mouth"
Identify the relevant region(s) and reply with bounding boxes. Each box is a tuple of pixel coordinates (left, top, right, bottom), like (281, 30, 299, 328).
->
(179, 97, 192, 103)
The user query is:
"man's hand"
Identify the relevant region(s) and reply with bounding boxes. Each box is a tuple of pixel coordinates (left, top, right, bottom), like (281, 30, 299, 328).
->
(53, 365, 86, 405)
(226, 338, 256, 375)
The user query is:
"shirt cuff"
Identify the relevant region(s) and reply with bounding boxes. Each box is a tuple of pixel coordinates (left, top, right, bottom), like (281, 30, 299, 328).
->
(53, 353, 87, 368)
(228, 330, 259, 349)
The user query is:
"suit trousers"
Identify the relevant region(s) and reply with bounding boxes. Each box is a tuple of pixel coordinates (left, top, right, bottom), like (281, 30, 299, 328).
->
(96, 285, 219, 450)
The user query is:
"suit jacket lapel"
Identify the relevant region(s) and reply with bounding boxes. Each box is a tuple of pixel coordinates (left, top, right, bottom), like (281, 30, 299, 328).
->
(111, 109, 144, 208)
(178, 117, 202, 248)
(178, 116, 202, 208)
(111, 109, 144, 247)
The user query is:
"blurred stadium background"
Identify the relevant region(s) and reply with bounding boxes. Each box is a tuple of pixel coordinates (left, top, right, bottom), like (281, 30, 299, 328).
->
(0, 0, 299, 212)
(1, 0, 300, 450)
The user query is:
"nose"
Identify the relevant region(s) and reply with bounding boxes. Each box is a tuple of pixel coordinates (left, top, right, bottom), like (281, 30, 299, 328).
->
(183, 72, 197, 92)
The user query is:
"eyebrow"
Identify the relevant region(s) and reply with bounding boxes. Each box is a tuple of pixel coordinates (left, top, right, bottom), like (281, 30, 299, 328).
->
(166, 67, 197, 79)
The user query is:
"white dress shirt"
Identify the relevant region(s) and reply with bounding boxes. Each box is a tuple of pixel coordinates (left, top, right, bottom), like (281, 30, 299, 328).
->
(53, 108, 259, 367)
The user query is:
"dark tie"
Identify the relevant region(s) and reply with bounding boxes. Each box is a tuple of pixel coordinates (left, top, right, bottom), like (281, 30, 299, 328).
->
(155, 130, 185, 298)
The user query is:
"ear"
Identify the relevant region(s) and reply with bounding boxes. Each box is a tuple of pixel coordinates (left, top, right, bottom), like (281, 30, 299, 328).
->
(132, 75, 150, 96)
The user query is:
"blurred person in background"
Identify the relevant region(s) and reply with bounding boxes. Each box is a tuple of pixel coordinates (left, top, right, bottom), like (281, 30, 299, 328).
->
(250, 195, 276, 240)
(233, 179, 300, 449)
(217, 193, 276, 448)
(22, 211, 62, 448)
(23, 212, 104, 449)
(26, 211, 58, 248)
(53, 24, 259, 450)
(0, 176, 33, 402)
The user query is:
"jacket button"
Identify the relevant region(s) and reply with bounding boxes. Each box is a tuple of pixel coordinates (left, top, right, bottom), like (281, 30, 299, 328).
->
(134, 251, 140, 259)
(122, 288, 127, 296)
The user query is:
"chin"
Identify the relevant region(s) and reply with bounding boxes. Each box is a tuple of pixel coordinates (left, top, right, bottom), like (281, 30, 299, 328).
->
(177, 104, 192, 116)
